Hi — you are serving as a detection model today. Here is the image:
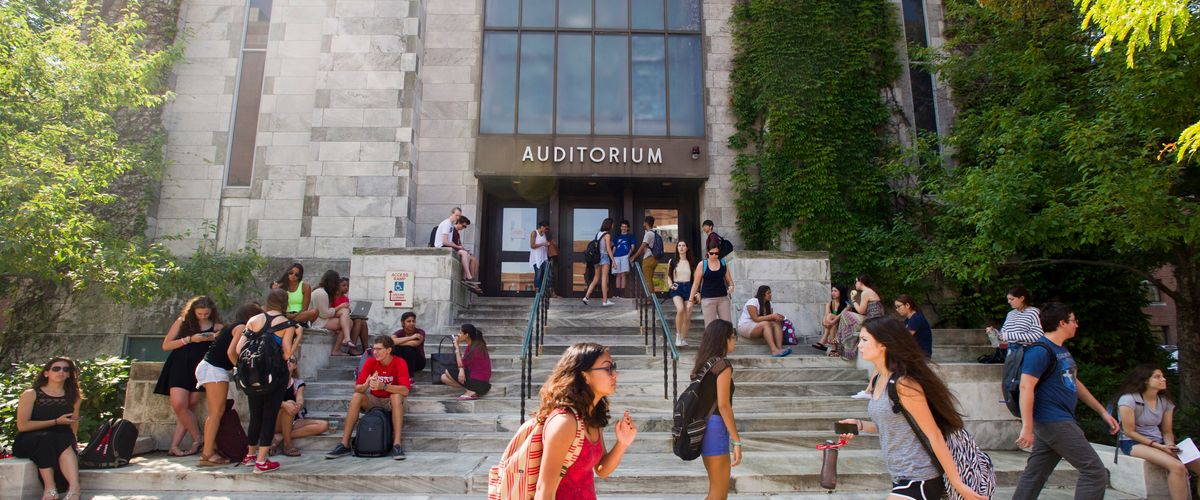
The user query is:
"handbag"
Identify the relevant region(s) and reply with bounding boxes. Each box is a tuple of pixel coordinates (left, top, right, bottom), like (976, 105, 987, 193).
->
(430, 336, 457, 385)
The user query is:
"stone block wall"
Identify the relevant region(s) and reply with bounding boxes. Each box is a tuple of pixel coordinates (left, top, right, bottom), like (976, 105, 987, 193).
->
(700, 0, 741, 247)
(348, 247, 468, 338)
(123, 362, 251, 451)
(726, 251, 831, 339)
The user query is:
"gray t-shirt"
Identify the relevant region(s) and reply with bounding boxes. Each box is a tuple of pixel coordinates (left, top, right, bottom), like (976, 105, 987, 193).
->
(867, 391, 940, 481)
(642, 230, 656, 260)
(1117, 393, 1175, 443)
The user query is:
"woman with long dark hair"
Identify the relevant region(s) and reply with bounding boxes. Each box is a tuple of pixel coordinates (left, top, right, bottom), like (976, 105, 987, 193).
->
(14, 357, 83, 500)
(271, 263, 317, 324)
(312, 270, 358, 356)
(155, 296, 223, 457)
(737, 285, 789, 357)
(837, 317, 985, 500)
(814, 284, 850, 354)
(440, 323, 493, 400)
(668, 240, 695, 346)
(230, 288, 297, 473)
(390, 311, 427, 374)
(691, 320, 742, 499)
(532, 343, 638, 499)
(1112, 364, 1198, 499)
(583, 218, 616, 307)
(834, 274, 883, 360)
(271, 356, 329, 457)
(196, 301, 262, 466)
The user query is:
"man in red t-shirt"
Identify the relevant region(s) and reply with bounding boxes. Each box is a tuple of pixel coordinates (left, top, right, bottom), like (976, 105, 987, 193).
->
(325, 335, 411, 460)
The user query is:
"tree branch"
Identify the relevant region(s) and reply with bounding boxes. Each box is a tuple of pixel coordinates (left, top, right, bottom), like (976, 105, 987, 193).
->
(1012, 258, 1182, 303)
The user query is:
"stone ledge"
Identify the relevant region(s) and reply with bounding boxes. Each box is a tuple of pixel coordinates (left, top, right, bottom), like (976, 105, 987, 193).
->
(1092, 443, 1170, 498)
(727, 250, 830, 260)
(352, 247, 454, 256)
(0, 458, 39, 500)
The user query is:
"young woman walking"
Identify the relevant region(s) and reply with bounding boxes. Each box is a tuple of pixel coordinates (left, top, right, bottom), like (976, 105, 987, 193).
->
(13, 357, 83, 500)
(689, 244, 733, 326)
(583, 218, 616, 307)
(440, 323, 493, 400)
(197, 302, 262, 466)
(155, 296, 223, 457)
(1113, 364, 1199, 500)
(837, 317, 986, 500)
(668, 240, 695, 347)
(229, 288, 297, 473)
(533, 342, 638, 499)
(693, 320, 743, 499)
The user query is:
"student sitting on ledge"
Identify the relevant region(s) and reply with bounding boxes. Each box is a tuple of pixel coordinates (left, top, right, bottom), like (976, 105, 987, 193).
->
(14, 357, 83, 500)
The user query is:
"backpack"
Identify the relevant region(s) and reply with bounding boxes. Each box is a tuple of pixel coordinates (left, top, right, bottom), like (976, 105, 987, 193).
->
(884, 374, 997, 500)
(78, 418, 138, 469)
(671, 357, 725, 461)
(1107, 394, 1147, 464)
(487, 408, 585, 500)
(716, 235, 733, 259)
(584, 234, 602, 265)
(215, 399, 249, 461)
(1001, 342, 1056, 418)
(428, 226, 438, 247)
(781, 319, 797, 345)
(235, 314, 293, 397)
(649, 230, 665, 260)
(353, 408, 393, 457)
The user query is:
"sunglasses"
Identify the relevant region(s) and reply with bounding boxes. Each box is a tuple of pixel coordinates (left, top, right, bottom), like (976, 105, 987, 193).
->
(49, 366, 74, 373)
(586, 362, 618, 376)
(288, 271, 300, 276)
(708, 251, 719, 256)
(287, 359, 298, 364)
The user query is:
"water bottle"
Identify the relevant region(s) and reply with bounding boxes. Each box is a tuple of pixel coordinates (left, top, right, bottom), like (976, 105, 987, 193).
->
(819, 439, 838, 490)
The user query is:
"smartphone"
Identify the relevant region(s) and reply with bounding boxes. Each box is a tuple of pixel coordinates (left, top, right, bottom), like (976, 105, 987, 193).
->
(834, 422, 859, 435)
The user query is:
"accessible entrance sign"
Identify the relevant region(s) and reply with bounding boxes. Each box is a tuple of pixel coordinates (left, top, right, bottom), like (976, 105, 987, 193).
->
(386, 271, 413, 308)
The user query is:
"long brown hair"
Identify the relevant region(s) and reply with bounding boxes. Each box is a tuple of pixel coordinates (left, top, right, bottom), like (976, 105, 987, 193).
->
(863, 316, 964, 433)
(34, 357, 83, 405)
(179, 296, 221, 335)
(535, 343, 610, 428)
(1114, 363, 1175, 407)
(669, 241, 694, 281)
(692, 320, 734, 379)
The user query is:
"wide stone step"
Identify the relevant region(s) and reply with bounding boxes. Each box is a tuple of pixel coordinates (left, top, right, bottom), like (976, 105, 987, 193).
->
(313, 365, 866, 384)
(78, 450, 1081, 495)
(315, 352, 860, 372)
(80, 488, 1144, 499)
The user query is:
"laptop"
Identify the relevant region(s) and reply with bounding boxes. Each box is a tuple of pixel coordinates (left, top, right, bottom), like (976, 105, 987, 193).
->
(349, 300, 372, 320)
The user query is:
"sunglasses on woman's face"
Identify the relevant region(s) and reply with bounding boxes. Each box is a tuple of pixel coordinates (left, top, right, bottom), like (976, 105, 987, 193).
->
(288, 271, 300, 276)
(586, 362, 618, 376)
(708, 251, 719, 256)
(49, 366, 73, 373)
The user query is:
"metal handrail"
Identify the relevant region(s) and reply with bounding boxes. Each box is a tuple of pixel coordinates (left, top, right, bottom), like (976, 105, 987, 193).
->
(632, 261, 679, 403)
(518, 265, 552, 421)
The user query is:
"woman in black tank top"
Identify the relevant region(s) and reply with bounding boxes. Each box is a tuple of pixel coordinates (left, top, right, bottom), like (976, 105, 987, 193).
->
(154, 296, 223, 457)
(14, 357, 83, 500)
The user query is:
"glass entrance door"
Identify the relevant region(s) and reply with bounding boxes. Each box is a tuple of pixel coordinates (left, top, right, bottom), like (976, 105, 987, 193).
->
(486, 205, 547, 296)
(559, 199, 620, 297)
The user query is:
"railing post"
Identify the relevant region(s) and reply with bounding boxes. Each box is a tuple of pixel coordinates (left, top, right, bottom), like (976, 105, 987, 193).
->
(672, 358, 678, 404)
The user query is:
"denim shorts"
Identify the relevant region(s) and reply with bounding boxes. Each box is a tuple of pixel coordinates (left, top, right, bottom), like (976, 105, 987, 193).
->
(1117, 438, 1159, 456)
(701, 414, 729, 457)
(670, 282, 692, 300)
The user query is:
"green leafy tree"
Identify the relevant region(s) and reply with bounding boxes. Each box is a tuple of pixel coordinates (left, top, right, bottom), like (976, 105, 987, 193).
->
(927, 0, 1200, 406)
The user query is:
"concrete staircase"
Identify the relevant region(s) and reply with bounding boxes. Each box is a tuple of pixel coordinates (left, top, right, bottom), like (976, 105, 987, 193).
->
(75, 296, 1095, 497)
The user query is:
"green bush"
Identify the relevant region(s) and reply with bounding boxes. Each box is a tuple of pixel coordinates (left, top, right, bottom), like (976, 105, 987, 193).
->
(0, 356, 131, 448)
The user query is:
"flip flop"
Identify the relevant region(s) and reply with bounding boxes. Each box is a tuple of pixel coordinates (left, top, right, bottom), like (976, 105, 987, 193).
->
(284, 447, 302, 457)
(198, 454, 231, 466)
(457, 394, 479, 401)
(167, 447, 187, 457)
(811, 343, 826, 351)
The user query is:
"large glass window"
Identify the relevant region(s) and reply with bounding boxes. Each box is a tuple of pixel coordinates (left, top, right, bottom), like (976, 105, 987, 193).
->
(225, 0, 273, 187)
(480, 0, 704, 137)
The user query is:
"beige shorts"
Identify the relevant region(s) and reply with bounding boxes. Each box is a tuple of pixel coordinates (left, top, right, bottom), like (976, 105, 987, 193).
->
(737, 321, 759, 338)
(363, 392, 401, 411)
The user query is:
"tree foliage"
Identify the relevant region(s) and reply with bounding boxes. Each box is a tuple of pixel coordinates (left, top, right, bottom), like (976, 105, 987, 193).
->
(728, 0, 902, 281)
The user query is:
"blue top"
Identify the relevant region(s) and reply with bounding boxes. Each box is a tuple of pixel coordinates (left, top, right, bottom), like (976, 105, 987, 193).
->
(699, 259, 728, 299)
(906, 313, 933, 357)
(613, 234, 634, 257)
(1021, 337, 1078, 423)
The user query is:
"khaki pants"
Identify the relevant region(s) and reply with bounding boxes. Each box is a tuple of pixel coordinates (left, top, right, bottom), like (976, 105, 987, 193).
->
(641, 256, 658, 292)
(701, 297, 732, 326)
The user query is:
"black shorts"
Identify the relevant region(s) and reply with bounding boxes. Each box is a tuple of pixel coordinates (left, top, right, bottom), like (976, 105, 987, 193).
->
(891, 478, 945, 500)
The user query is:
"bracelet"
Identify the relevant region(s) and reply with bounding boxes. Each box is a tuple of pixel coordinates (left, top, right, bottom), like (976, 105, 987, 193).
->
(730, 440, 743, 447)
(182, 336, 189, 345)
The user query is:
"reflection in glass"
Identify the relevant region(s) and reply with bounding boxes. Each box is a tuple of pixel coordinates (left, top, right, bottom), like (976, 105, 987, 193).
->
(632, 35, 667, 136)
(668, 35, 704, 137)
(594, 36, 628, 135)
(522, 0, 555, 27)
(631, 0, 664, 29)
(573, 208, 610, 252)
(559, 0, 592, 28)
(666, 0, 701, 31)
(227, 51, 266, 186)
(486, 0, 518, 27)
(557, 34, 592, 134)
(518, 33, 554, 134)
(480, 33, 519, 134)
(501, 208, 539, 252)
(595, 0, 628, 28)
(245, 0, 272, 49)
(501, 262, 536, 293)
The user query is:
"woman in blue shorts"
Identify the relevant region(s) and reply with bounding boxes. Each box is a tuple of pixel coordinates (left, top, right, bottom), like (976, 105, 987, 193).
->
(692, 319, 740, 500)
(1113, 364, 1198, 500)
(668, 240, 695, 346)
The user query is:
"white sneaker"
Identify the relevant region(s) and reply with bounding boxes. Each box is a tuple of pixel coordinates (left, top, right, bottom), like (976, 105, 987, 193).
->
(851, 390, 872, 400)
(602, 300, 615, 307)
(675, 337, 688, 347)
(581, 298, 589, 305)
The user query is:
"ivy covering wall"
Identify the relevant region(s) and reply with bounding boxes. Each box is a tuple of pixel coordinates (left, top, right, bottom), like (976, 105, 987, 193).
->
(728, 0, 902, 277)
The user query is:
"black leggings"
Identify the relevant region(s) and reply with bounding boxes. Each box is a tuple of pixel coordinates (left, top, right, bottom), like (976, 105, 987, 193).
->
(246, 389, 285, 447)
(393, 345, 426, 374)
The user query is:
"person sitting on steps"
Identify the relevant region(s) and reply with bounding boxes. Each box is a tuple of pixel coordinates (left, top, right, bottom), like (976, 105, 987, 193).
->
(737, 285, 790, 357)
(326, 335, 411, 461)
(271, 357, 329, 457)
(390, 311, 427, 375)
(13, 357, 83, 500)
(439, 324, 493, 401)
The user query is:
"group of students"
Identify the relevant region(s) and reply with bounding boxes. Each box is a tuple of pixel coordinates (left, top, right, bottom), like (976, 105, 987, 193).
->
(580, 215, 664, 306)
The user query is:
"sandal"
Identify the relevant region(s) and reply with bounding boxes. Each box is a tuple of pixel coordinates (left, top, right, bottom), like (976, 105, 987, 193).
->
(457, 394, 479, 401)
(283, 446, 302, 457)
(167, 447, 187, 457)
(811, 343, 826, 351)
(41, 490, 57, 500)
(61, 492, 79, 500)
(198, 454, 231, 466)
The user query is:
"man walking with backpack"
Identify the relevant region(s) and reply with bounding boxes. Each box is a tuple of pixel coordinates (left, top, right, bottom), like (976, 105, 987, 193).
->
(326, 335, 411, 460)
(630, 215, 663, 298)
(1012, 302, 1119, 500)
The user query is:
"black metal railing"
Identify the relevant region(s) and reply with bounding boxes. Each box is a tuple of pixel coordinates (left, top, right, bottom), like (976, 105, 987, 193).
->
(632, 261, 679, 403)
(519, 266, 552, 421)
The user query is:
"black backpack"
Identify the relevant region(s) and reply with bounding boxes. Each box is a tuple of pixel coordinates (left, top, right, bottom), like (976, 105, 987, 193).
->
(215, 399, 249, 461)
(78, 418, 138, 469)
(1001, 342, 1056, 418)
(717, 236, 733, 259)
(428, 226, 438, 247)
(584, 234, 602, 265)
(353, 408, 393, 457)
(235, 314, 293, 397)
(672, 357, 725, 461)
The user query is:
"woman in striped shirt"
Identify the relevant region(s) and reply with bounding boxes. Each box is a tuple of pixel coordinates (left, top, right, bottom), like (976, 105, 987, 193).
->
(987, 286, 1043, 346)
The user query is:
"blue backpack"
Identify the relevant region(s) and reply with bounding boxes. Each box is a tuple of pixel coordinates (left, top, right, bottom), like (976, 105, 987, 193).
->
(649, 230, 665, 259)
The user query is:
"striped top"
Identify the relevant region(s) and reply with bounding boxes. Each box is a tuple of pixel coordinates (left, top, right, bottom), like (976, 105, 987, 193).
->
(1001, 307, 1043, 344)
